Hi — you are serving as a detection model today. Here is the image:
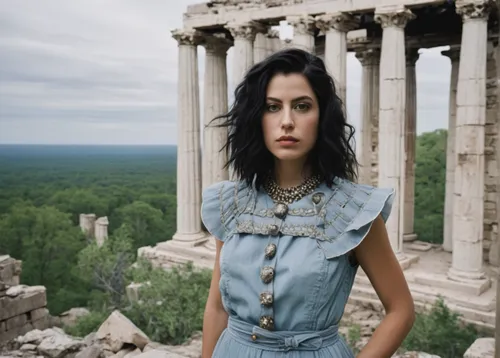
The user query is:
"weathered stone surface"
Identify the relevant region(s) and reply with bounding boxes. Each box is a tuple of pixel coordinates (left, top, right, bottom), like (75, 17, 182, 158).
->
(37, 332, 83, 358)
(463, 337, 494, 358)
(0, 259, 50, 345)
(59, 308, 90, 328)
(95, 311, 149, 353)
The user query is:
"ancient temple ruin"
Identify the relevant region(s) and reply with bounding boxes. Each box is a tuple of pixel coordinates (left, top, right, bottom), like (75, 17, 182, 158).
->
(139, 0, 499, 333)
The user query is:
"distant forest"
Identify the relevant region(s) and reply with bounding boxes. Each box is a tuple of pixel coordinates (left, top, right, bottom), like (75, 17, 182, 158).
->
(0, 131, 446, 315)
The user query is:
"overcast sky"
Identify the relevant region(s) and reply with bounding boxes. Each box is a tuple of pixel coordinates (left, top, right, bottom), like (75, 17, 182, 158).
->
(0, 0, 450, 145)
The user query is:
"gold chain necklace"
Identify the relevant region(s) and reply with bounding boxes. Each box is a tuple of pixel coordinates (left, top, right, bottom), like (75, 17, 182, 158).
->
(263, 174, 322, 204)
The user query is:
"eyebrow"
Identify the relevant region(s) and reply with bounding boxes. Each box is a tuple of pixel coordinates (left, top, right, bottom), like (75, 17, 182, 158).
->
(266, 96, 313, 103)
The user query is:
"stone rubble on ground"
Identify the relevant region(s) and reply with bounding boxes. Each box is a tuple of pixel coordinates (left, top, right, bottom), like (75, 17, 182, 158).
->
(1, 303, 491, 358)
(0, 310, 202, 358)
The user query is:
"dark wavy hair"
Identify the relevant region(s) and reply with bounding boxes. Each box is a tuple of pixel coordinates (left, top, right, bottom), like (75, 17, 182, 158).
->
(211, 48, 358, 188)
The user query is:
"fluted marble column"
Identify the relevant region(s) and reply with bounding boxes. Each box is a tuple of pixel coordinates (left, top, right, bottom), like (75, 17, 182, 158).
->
(442, 47, 460, 253)
(226, 22, 260, 88)
(375, 5, 415, 262)
(266, 29, 280, 56)
(355, 49, 380, 185)
(202, 33, 231, 251)
(254, 32, 268, 63)
(202, 33, 231, 190)
(403, 48, 419, 242)
(448, 0, 491, 285)
(287, 15, 315, 52)
(171, 28, 206, 244)
(226, 22, 260, 180)
(316, 13, 358, 103)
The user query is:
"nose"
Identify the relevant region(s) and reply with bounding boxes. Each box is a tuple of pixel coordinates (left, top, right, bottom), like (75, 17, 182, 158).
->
(280, 108, 294, 129)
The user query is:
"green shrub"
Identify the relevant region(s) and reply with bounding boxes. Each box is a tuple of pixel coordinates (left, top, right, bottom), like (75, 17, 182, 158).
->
(64, 311, 109, 338)
(402, 298, 478, 357)
(124, 259, 212, 345)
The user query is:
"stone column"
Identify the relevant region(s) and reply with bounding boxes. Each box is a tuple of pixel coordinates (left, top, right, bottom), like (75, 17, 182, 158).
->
(287, 15, 315, 52)
(202, 33, 231, 190)
(226, 22, 260, 180)
(226, 22, 260, 89)
(485, 42, 499, 267)
(94, 216, 109, 247)
(374, 5, 415, 267)
(355, 48, 380, 185)
(316, 13, 358, 103)
(403, 48, 419, 242)
(79, 213, 96, 238)
(254, 32, 268, 63)
(202, 33, 231, 251)
(442, 47, 460, 253)
(171, 28, 206, 244)
(448, 0, 491, 289)
(266, 29, 280, 56)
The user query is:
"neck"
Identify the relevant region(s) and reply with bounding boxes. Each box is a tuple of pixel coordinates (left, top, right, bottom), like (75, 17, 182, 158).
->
(273, 159, 311, 188)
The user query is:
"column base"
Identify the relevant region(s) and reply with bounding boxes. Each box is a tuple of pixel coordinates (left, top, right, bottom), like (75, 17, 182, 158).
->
(403, 233, 418, 242)
(204, 235, 217, 251)
(396, 252, 419, 270)
(172, 231, 209, 247)
(138, 236, 216, 270)
(413, 269, 491, 296)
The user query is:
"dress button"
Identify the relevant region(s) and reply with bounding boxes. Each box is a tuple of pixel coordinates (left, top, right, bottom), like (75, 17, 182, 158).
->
(265, 243, 277, 259)
(273, 202, 288, 219)
(260, 266, 275, 283)
(269, 224, 279, 236)
(312, 192, 324, 204)
(260, 292, 273, 306)
(259, 315, 275, 330)
(251, 334, 257, 341)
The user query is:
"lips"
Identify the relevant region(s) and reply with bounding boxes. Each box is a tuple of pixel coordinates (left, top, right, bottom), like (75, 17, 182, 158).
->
(277, 136, 299, 142)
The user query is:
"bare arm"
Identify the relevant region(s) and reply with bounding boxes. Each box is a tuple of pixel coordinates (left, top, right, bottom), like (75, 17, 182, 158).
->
(201, 239, 229, 358)
(354, 215, 415, 358)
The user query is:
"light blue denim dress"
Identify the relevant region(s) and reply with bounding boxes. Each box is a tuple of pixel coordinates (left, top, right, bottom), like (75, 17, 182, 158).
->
(201, 177, 394, 357)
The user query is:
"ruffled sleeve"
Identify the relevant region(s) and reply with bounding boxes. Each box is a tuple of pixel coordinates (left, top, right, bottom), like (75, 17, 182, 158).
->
(321, 181, 395, 259)
(201, 180, 244, 242)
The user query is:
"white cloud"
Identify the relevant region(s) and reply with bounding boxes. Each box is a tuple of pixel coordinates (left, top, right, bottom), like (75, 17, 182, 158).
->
(0, 0, 449, 144)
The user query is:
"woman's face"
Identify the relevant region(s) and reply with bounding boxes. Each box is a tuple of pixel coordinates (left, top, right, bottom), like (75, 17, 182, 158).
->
(262, 73, 319, 164)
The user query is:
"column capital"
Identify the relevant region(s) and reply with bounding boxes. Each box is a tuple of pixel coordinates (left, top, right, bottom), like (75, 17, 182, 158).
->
(355, 48, 380, 66)
(315, 12, 358, 33)
(225, 21, 265, 42)
(265, 29, 280, 39)
(171, 28, 203, 46)
(287, 15, 316, 36)
(455, 0, 491, 21)
(374, 5, 415, 29)
(406, 48, 420, 67)
(201, 32, 232, 54)
(441, 47, 461, 62)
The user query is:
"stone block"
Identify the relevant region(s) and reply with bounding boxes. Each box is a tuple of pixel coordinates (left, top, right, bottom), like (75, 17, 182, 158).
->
(0, 288, 47, 321)
(464, 337, 494, 358)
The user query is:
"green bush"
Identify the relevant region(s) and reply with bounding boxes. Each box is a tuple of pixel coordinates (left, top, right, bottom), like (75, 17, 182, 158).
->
(402, 298, 478, 357)
(64, 311, 110, 338)
(124, 259, 212, 345)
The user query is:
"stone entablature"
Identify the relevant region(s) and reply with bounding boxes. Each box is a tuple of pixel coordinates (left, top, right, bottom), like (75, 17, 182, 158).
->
(183, 0, 446, 28)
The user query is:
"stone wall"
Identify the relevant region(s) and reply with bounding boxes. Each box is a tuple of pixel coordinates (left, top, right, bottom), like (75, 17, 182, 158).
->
(0, 255, 49, 343)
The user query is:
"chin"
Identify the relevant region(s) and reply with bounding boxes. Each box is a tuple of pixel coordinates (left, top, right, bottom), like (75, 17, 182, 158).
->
(272, 150, 308, 162)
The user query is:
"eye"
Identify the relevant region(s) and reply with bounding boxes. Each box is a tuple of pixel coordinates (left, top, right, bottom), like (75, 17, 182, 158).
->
(266, 104, 280, 112)
(294, 103, 311, 112)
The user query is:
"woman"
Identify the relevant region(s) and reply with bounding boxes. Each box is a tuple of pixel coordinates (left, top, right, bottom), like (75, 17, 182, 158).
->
(200, 48, 414, 358)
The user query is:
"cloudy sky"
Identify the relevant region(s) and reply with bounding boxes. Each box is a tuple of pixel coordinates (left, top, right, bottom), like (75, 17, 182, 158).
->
(0, 0, 450, 145)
